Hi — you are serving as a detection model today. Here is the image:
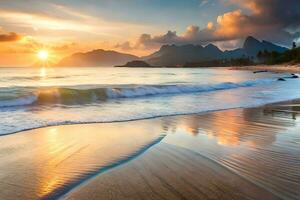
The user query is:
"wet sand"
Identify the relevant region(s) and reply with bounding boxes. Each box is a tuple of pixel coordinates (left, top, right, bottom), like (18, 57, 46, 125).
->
(63, 143, 279, 200)
(0, 101, 300, 200)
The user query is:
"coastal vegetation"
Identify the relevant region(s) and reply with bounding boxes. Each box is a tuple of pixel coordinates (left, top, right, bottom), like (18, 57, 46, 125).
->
(257, 43, 300, 65)
(184, 58, 254, 67)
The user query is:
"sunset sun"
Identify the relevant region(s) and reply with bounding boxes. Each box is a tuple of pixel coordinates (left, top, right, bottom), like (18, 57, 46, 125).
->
(37, 50, 49, 61)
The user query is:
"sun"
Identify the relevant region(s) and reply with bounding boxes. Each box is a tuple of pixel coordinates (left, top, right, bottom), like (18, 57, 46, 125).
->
(37, 50, 49, 61)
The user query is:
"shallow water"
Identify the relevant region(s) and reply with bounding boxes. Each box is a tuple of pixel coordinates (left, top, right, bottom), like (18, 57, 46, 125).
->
(1, 67, 300, 135)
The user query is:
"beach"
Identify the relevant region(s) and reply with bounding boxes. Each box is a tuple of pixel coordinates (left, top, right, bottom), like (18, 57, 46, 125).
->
(0, 100, 299, 200)
(231, 64, 300, 73)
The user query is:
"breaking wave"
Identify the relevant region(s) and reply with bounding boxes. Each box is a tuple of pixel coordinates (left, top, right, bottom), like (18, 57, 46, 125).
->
(0, 78, 275, 108)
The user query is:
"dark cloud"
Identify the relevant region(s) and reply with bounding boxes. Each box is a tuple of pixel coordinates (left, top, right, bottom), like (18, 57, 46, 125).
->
(230, 0, 300, 29)
(216, 0, 300, 45)
(0, 32, 22, 42)
(117, 0, 300, 50)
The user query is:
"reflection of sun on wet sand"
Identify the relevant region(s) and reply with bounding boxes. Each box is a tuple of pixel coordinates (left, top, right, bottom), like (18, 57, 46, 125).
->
(0, 122, 165, 199)
(0, 101, 300, 200)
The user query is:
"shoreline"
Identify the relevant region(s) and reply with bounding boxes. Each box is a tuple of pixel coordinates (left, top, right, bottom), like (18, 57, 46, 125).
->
(2, 98, 299, 137)
(0, 100, 299, 199)
(231, 63, 300, 73)
(115, 63, 300, 73)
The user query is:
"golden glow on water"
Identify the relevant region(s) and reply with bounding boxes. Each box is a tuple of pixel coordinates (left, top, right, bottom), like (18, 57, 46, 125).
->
(40, 67, 47, 78)
(208, 112, 241, 146)
(170, 109, 279, 146)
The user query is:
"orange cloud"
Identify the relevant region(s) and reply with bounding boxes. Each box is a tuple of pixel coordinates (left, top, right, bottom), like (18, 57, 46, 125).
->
(207, 22, 214, 30)
(0, 32, 22, 42)
(215, 10, 249, 39)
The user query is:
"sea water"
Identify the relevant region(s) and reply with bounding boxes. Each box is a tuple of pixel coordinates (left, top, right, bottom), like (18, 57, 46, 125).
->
(1, 66, 300, 135)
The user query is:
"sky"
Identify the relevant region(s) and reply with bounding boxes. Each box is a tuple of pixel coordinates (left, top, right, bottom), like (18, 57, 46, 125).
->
(0, 0, 299, 66)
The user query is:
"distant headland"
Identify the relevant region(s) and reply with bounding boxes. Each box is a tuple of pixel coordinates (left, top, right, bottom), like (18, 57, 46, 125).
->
(115, 60, 155, 68)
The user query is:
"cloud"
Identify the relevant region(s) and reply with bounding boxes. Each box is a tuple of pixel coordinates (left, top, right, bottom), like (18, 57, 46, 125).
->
(114, 41, 133, 51)
(0, 7, 147, 39)
(199, 0, 210, 7)
(119, 24, 220, 50)
(51, 42, 77, 51)
(0, 32, 22, 42)
(207, 22, 214, 30)
(20, 36, 77, 53)
(214, 39, 243, 50)
(116, 0, 300, 51)
(0, 10, 95, 33)
(215, 0, 300, 45)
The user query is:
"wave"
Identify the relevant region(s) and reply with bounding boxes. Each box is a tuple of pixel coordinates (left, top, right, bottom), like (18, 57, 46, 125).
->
(0, 95, 37, 108)
(0, 78, 275, 108)
(106, 79, 274, 98)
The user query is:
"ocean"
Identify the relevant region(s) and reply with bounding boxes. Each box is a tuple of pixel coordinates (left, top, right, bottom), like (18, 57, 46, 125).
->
(1, 66, 300, 135)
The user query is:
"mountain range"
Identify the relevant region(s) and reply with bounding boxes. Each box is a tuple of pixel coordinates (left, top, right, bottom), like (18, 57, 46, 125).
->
(56, 36, 288, 67)
(144, 36, 287, 66)
(56, 49, 138, 67)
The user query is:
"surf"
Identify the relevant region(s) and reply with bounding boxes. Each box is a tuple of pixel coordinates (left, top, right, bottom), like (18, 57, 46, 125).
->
(0, 78, 275, 108)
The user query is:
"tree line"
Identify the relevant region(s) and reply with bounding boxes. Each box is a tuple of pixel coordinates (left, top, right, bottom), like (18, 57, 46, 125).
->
(257, 42, 300, 65)
(184, 58, 254, 67)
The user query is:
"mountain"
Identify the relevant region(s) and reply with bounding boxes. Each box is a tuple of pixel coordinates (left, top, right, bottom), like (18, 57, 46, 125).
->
(243, 36, 287, 56)
(57, 36, 288, 67)
(56, 49, 139, 67)
(144, 36, 288, 66)
(144, 44, 223, 66)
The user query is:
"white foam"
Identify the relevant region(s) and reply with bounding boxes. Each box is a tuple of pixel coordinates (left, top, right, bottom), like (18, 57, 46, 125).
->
(106, 79, 274, 99)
